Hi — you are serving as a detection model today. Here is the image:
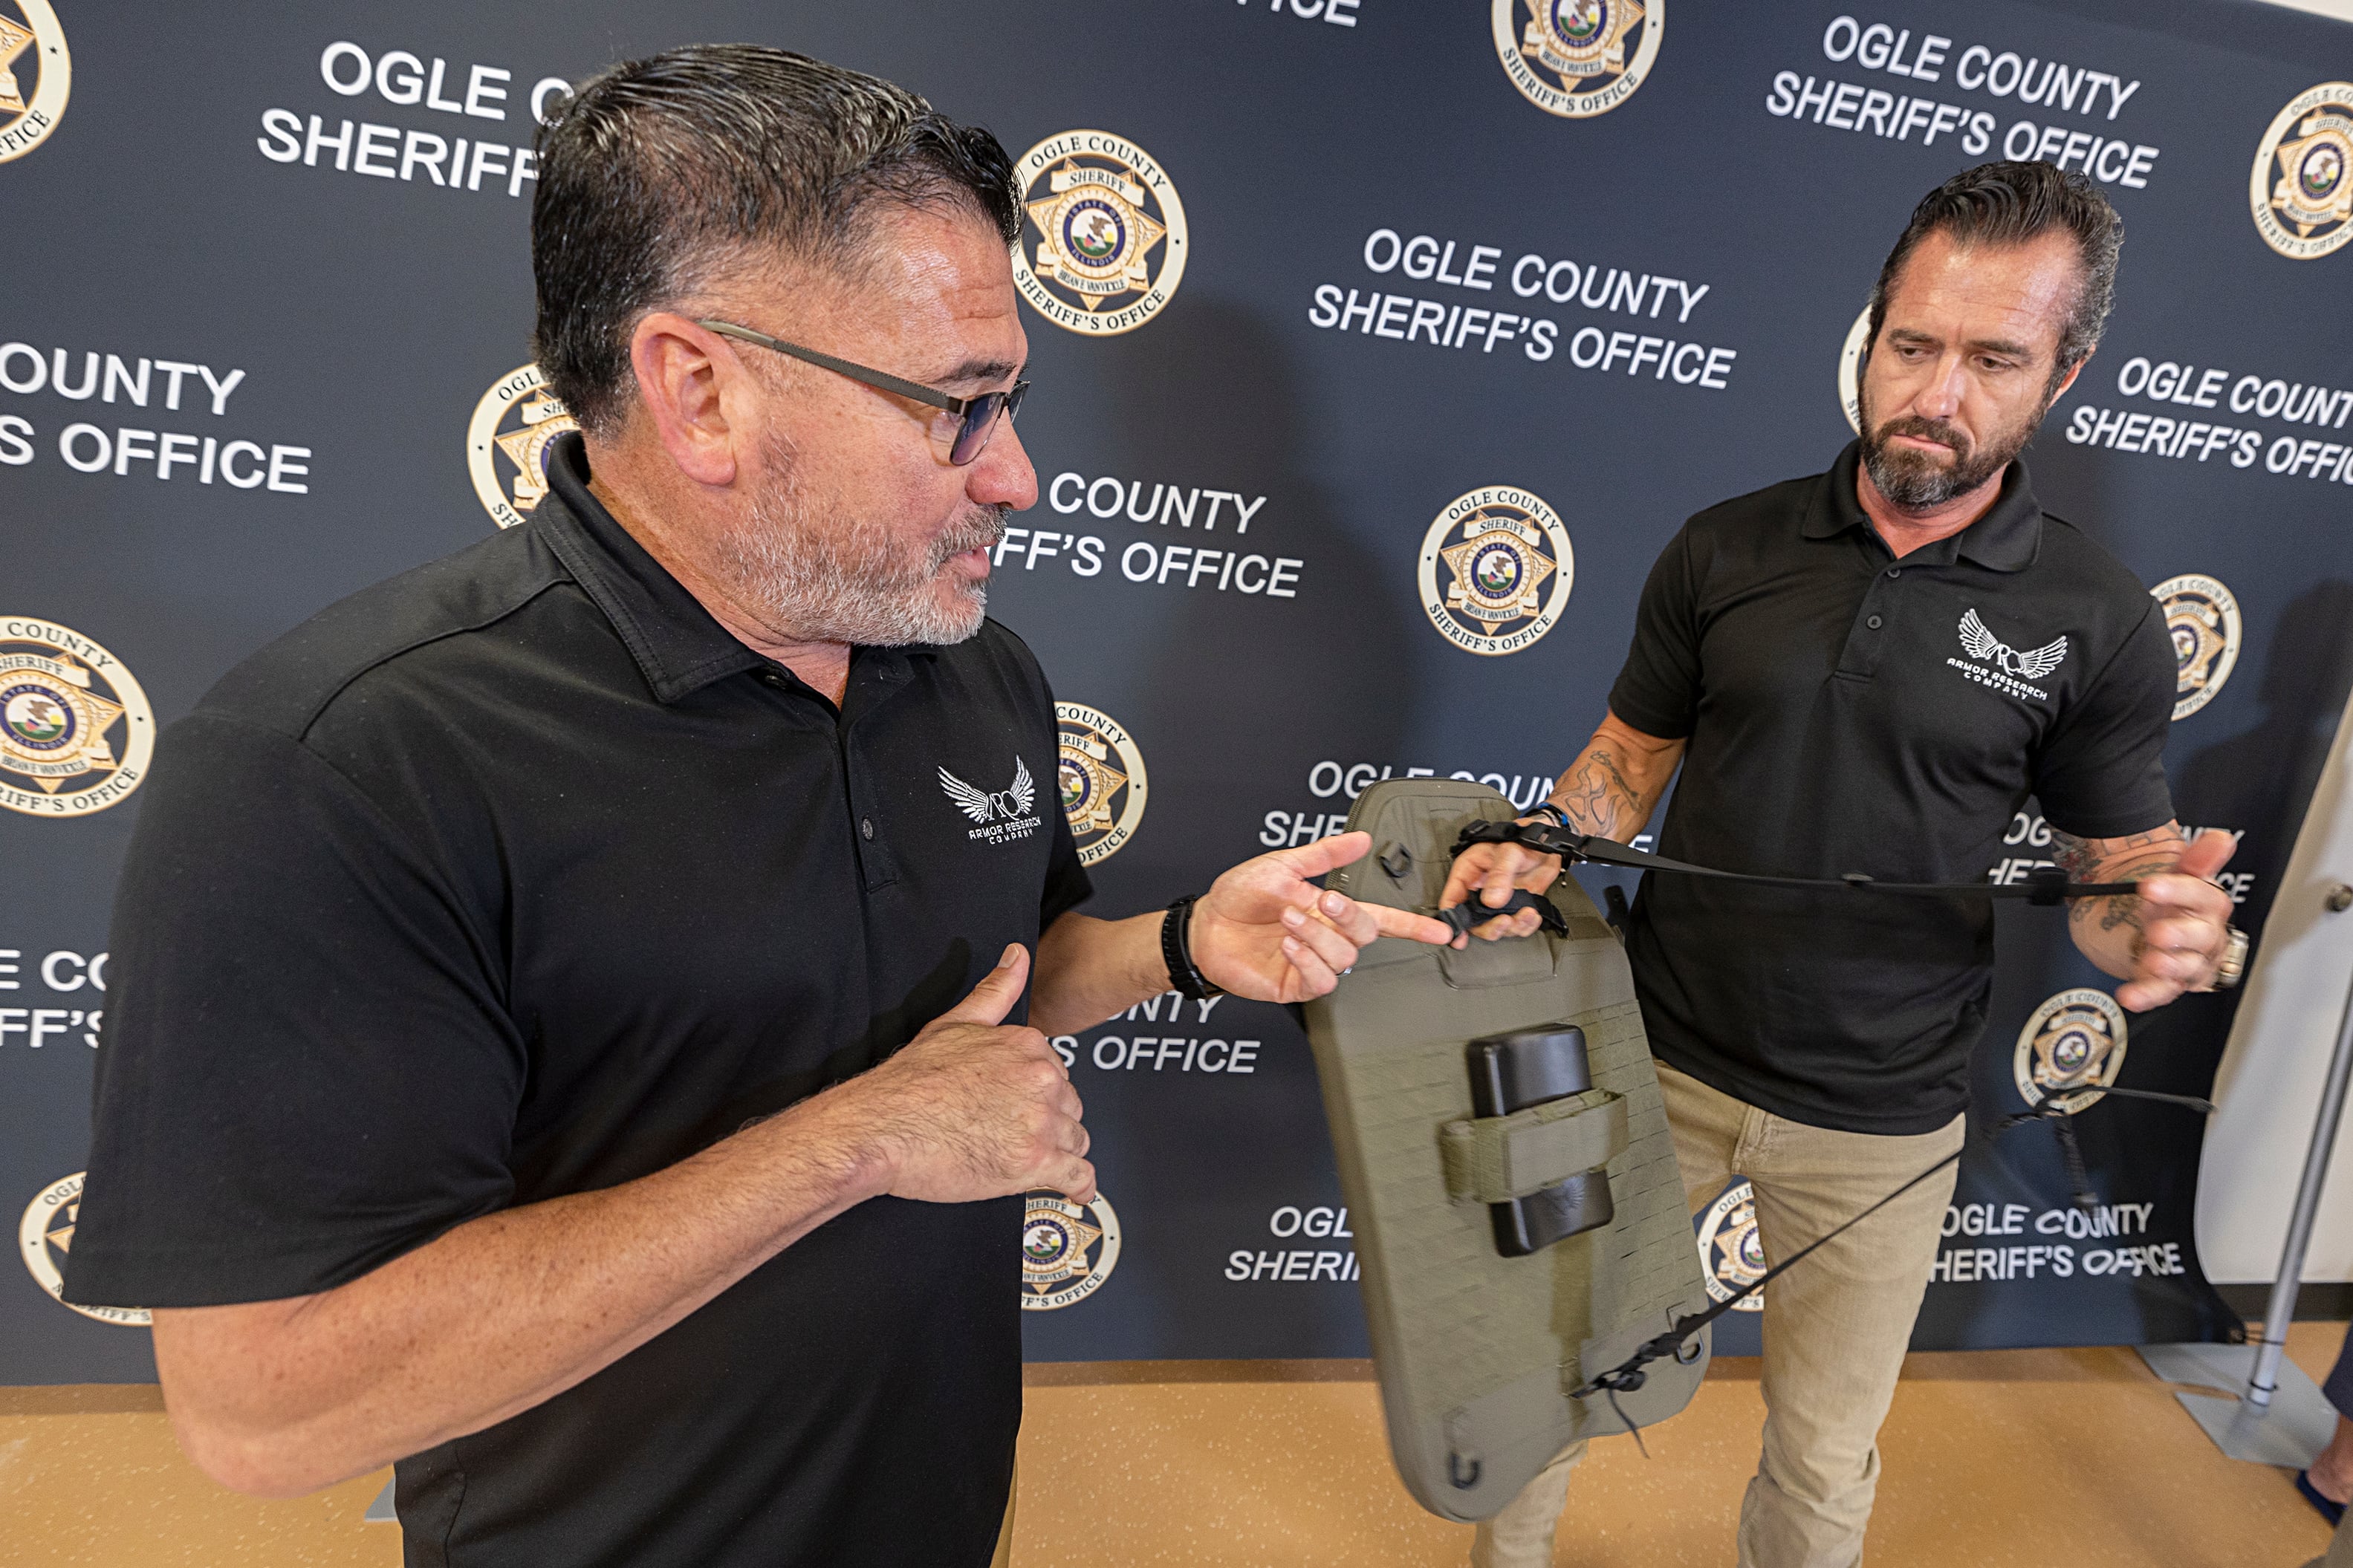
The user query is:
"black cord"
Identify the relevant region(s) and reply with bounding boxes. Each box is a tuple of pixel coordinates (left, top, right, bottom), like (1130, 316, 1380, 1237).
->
(1603, 1387, 1650, 1459)
(2051, 1113, 2097, 1213)
(1569, 1141, 1970, 1402)
(1568, 1079, 2220, 1409)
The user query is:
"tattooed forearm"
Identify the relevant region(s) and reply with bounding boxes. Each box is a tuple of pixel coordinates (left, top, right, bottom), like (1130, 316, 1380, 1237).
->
(2049, 824, 2185, 879)
(1537, 712, 1685, 848)
(2048, 828, 2099, 880)
(1554, 745, 1645, 840)
(2048, 824, 2190, 981)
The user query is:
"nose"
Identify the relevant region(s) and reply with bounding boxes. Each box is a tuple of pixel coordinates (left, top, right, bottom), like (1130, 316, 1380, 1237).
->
(1915, 352, 1967, 420)
(968, 417, 1039, 512)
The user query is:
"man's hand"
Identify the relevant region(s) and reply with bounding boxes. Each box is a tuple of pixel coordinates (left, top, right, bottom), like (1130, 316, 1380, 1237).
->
(1435, 712, 1685, 944)
(1191, 831, 1456, 1001)
(147, 945, 1088, 1500)
(1438, 827, 1565, 946)
(2115, 829, 2239, 1012)
(832, 944, 1095, 1202)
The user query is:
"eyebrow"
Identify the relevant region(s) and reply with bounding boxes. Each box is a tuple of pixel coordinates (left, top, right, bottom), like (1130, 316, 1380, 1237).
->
(935, 355, 1024, 388)
(1886, 326, 2037, 361)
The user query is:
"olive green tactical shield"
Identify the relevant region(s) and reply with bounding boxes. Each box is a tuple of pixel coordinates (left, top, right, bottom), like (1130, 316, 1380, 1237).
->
(1305, 779, 1711, 1522)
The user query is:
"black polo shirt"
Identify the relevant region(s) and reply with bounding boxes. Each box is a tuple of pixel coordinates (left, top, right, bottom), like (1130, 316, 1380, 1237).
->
(1608, 442, 2175, 1136)
(65, 434, 1090, 1568)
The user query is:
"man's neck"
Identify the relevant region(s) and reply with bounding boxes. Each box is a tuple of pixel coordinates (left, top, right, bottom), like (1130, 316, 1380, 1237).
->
(1854, 459, 2008, 561)
(586, 469, 852, 706)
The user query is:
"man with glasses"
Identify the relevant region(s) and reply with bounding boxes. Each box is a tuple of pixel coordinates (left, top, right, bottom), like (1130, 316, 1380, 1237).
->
(64, 45, 1452, 1568)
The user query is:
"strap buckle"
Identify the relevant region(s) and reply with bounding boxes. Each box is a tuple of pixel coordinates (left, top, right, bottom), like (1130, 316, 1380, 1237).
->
(1451, 816, 1589, 865)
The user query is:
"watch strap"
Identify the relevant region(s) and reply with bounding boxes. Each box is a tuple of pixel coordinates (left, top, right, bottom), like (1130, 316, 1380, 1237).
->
(1162, 895, 1224, 1001)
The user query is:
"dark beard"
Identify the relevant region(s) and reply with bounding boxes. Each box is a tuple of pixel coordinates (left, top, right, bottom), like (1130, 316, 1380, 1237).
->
(1859, 397, 2042, 510)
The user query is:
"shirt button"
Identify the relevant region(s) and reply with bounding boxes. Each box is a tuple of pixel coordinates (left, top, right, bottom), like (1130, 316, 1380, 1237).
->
(1866, 615, 1883, 630)
(860, 817, 875, 840)
(1886, 567, 1902, 579)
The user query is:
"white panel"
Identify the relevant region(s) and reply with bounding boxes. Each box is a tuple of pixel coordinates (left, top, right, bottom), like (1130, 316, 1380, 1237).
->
(2198, 683, 2353, 1282)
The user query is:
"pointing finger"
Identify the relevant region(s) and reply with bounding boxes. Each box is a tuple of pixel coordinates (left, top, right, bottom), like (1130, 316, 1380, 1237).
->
(1368, 903, 1458, 946)
(1317, 888, 1382, 946)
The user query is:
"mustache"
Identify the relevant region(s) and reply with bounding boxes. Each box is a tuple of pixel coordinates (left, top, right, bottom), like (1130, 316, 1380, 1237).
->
(1872, 415, 1973, 458)
(931, 505, 1010, 566)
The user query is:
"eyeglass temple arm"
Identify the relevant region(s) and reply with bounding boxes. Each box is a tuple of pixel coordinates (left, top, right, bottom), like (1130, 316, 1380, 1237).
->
(695, 319, 964, 414)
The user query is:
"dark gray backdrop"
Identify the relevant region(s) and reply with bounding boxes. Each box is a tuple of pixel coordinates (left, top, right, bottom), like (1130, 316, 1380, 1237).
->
(5, 0, 2349, 1382)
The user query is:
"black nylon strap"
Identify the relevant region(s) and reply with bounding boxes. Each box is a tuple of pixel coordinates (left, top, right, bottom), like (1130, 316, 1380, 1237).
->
(1437, 888, 1568, 940)
(1451, 819, 2138, 907)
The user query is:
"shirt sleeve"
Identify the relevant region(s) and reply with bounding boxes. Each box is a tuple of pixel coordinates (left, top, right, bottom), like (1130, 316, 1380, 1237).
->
(63, 712, 525, 1310)
(2031, 596, 2178, 839)
(1606, 525, 1704, 740)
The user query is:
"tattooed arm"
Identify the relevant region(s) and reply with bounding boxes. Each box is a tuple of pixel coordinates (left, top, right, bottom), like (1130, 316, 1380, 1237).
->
(1437, 709, 1686, 943)
(2049, 822, 2239, 1011)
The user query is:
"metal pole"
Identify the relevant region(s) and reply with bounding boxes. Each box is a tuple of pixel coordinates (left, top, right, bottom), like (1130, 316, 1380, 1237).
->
(2247, 940, 2353, 1408)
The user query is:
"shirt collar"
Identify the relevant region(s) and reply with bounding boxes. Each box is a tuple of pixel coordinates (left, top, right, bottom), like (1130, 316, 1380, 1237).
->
(532, 432, 767, 703)
(1802, 439, 2044, 573)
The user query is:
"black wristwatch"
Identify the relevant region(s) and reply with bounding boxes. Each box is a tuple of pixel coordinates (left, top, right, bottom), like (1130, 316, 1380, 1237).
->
(1162, 895, 1225, 1001)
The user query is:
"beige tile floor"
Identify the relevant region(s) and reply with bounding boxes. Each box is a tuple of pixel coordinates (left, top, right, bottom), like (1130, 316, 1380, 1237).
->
(0, 1325, 2339, 1566)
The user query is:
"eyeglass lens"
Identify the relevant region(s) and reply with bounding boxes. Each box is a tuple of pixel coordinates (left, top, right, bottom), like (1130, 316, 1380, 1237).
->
(949, 383, 1029, 466)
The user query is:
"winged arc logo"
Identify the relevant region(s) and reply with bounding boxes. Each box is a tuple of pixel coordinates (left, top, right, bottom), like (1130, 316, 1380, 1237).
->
(1958, 609, 2067, 682)
(940, 757, 1036, 824)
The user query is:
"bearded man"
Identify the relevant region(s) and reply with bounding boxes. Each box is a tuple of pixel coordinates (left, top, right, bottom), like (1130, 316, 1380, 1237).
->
(1444, 160, 2244, 1568)
(63, 45, 1450, 1568)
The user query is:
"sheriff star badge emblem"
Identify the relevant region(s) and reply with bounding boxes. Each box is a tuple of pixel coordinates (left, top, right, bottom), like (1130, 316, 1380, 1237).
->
(1493, 0, 1664, 118)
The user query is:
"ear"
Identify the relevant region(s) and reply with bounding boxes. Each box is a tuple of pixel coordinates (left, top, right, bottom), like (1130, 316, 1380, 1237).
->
(2045, 349, 2089, 410)
(628, 313, 746, 487)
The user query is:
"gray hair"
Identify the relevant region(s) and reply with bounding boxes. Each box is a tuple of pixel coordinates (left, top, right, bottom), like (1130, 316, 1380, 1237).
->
(530, 45, 1022, 437)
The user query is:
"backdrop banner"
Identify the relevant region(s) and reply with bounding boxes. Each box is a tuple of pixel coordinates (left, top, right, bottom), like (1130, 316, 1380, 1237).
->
(4, 0, 2349, 1382)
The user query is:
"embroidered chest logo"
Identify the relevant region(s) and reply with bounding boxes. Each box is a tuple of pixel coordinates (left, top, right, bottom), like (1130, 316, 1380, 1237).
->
(939, 755, 1042, 846)
(1949, 608, 2067, 703)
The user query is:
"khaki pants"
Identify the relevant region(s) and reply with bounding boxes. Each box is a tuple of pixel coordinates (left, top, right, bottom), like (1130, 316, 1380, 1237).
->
(2311, 1507, 2353, 1568)
(1473, 1061, 1964, 1568)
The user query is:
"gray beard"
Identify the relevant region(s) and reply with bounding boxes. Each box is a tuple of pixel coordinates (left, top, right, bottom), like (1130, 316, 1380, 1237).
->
(724, 456, 1004, 647)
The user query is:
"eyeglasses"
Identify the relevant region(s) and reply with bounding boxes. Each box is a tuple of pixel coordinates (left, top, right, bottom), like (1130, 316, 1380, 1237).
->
(697, 319, 1029, 466)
